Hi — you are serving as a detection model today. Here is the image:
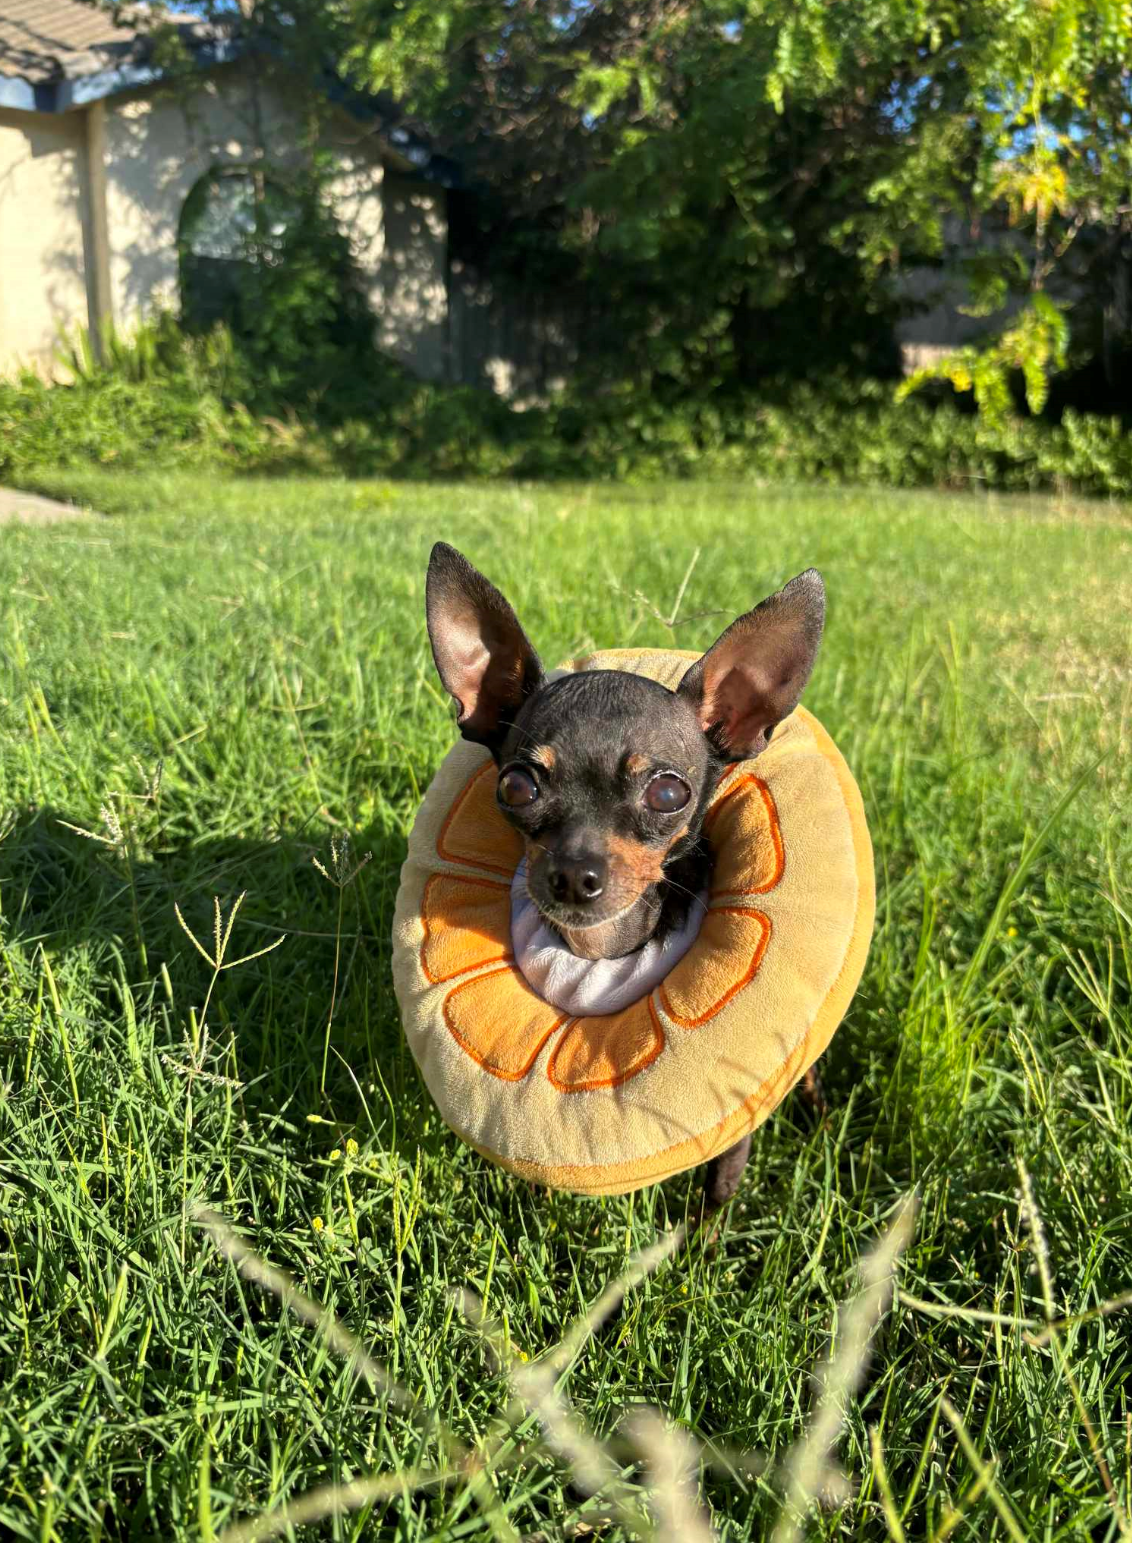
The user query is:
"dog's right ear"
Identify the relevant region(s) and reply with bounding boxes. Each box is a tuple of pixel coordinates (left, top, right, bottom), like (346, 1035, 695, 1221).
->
(426, 543, 543, 757)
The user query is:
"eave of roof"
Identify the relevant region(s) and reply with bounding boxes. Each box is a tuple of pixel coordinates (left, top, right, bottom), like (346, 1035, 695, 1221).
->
(0, 23, 460, 186)
(0, 32, 239, 111)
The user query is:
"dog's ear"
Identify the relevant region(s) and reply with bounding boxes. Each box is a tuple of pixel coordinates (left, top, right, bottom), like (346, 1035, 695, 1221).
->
(426, 542, 543, 756)
(678, 568, 825, 759)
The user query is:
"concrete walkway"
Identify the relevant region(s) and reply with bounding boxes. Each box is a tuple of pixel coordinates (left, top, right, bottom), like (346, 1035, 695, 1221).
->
(0, 487, 95, 525)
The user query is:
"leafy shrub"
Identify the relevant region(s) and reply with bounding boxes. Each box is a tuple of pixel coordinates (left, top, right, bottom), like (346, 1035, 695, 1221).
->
(3, 326, 1131, 495)
(178, 161, 381, 420)
(0, 372, 243, 476)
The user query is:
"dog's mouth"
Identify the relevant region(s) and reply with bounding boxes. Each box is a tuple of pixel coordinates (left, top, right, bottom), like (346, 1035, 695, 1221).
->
(524, 859, 657, 933)
(532, 891, 651, 933)
(526, 876, 663, 965)
(536, 892, 659, 961)
(521, 846, 668, 958)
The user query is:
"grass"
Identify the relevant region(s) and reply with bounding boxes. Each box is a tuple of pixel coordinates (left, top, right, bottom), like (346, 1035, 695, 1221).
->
(1, 472, 1130, 1542)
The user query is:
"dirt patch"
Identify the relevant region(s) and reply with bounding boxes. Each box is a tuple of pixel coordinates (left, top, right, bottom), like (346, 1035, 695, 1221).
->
(0, 487, 96, 526)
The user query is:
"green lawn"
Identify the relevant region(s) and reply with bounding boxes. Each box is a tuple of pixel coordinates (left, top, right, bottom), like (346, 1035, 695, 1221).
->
(1, 473, 1130, 1543)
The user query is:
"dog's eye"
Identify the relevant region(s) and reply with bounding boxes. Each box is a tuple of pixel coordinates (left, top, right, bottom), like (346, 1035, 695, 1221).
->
(645, 773, 691, 813)
(498, 768, 539, 808)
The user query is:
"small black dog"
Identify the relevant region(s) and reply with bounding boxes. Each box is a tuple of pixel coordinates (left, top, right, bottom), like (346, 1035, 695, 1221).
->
(426, 542, 825, 1214)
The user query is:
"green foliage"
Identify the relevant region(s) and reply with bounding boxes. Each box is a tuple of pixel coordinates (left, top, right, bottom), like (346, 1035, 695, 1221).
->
(897, 293, 1071, 421)
(328, 0, 1132, 401)
(0, 363, 262, 478)
(52, 311, 254, 405)
(6, 348, 1132, 495)
(74, 0, 1132, 407)
(74, 0, 1132, 404)
(56, 310, 200, 386)
(178, 159, 382, 418)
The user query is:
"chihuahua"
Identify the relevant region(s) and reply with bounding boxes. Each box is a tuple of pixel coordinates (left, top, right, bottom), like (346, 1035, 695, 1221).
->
(425, 542, 825, 1217)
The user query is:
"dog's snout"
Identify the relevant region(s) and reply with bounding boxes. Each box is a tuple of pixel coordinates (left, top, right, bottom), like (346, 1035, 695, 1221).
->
(547, 853, 607, 906)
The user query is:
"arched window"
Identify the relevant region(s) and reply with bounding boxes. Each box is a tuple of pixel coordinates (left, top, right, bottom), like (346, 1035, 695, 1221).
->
(179, 166, 301, 330)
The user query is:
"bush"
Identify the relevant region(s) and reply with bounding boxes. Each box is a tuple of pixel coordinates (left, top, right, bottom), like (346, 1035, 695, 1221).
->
(178, 163, 382, 421)
(0, 375, 266, 481)
(3, 325, 1131, 495)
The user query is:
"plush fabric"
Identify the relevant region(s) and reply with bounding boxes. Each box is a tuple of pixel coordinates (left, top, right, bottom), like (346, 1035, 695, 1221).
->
(392, 647, 875, 1196)
(510, 860, 709, 1016)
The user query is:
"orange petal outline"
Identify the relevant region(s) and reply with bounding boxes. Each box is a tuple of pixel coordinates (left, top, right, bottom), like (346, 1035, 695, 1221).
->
(442, 966, 566, 1082)
(547, 995, 665, 1093)
(433, 760, 786, 1091)
(421, 873, 512, 985)
(705, 775, 784, 897)
(659, 906, 771, 1028)
(436, 763, 524, 878)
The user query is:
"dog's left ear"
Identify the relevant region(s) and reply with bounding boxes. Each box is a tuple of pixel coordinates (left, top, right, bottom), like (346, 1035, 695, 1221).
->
(426, 542, 543, 757)
(678, 568, 825, 759)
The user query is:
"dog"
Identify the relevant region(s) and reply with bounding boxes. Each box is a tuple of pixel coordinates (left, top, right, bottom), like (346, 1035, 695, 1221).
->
(425, 542, 825, 1218)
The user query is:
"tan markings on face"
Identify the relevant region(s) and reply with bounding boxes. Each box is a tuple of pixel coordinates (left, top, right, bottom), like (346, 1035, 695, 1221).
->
(625, 753, 650, 777)
(529, 745, 557, 771)
(561, 916, 631, 960)
(606, 825, 690, 901)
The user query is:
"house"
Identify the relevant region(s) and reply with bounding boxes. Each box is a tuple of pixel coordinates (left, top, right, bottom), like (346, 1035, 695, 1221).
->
(0, 0, 567, 390)
(0, 2, 1008, 400)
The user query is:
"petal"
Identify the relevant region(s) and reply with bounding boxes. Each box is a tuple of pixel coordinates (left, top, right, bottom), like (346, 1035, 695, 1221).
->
(437, 763, 524, 878)
(547, 995, 665, 1093)
(421, 874, 511, 984)
(659, 907, 771, 1028)
(705, 775, 783, 897)
(442, 966, 566, 1082)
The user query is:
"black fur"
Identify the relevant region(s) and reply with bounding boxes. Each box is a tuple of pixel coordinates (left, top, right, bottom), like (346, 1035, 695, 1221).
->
(425, 542, 826, 1217)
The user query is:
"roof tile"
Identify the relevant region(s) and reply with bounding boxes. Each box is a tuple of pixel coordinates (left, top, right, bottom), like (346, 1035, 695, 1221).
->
(0, 1, 183, 84)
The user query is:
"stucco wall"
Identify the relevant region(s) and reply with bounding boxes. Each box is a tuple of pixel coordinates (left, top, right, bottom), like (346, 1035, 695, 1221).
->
(0, 64, 451, 384)
(102, 62, 388, 323)
(0, 107, 92, 376)
(894, 214, 1030, 373)
(380, 173, 448, 381)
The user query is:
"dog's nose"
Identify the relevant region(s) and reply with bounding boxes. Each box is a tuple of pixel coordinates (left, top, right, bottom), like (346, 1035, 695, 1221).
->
(547, 854, 607, 906)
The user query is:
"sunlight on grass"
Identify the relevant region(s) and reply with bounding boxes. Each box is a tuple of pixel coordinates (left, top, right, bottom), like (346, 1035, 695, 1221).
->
(0, 475, 1130, 1539)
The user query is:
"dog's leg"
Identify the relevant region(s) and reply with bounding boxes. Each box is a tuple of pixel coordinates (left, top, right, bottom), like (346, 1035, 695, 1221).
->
(799, 1063, 827, 1116)
(699, 1133, 752, 1229)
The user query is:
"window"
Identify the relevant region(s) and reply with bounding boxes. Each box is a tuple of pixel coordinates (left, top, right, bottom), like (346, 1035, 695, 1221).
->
(179, 166, 301, 330)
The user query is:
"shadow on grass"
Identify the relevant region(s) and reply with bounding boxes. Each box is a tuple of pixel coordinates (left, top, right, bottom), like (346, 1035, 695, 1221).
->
(2, 803, 868, 1239)
(0, 804, 430, 1135)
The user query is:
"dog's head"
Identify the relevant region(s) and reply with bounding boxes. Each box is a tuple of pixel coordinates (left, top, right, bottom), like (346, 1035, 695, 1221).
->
(426, 543, 824, 956)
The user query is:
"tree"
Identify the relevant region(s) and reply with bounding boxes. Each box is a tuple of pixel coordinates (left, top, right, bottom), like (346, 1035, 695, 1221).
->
(341, 0, 1132, 408)
(85, 1, 1132, 410)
